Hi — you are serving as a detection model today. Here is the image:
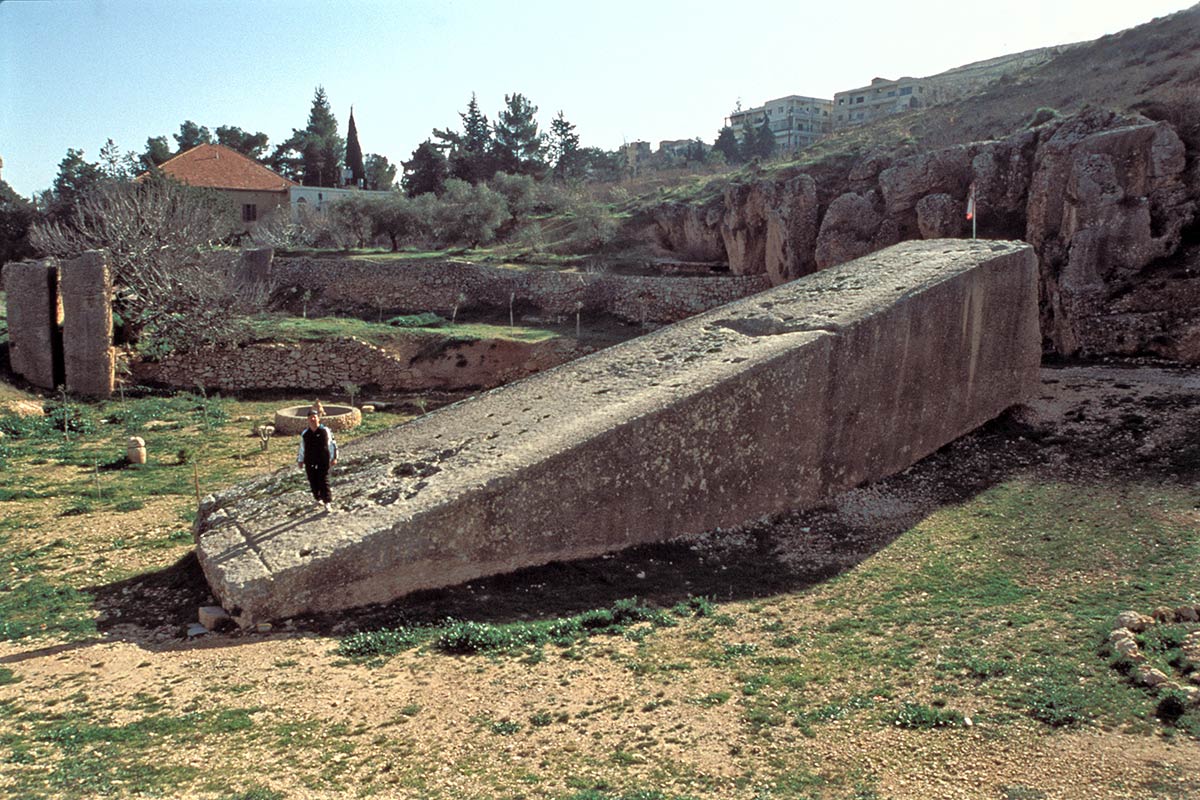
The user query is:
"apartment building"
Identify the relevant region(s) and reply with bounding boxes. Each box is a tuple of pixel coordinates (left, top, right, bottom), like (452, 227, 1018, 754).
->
(832, 77, 929, 128)
(727, 95, 833, 152)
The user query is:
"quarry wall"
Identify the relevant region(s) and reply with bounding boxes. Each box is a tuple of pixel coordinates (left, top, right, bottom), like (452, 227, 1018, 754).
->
(649, 108, 1199, 362)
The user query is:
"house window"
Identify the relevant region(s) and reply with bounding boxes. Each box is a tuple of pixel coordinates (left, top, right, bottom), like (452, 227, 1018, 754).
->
(855, 96, 865, 104)
(899, 87, 913, 95)
(242, 204, 257, 222)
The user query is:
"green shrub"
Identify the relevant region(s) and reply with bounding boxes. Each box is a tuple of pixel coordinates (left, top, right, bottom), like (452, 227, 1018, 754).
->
(1021, 681, 1090, 728)
(1155, 690, 1188, 725)
(336, 628, 421, 658)
(1027, 107, 1061, 128)
(890, 702, 965, 729)
(387, 312, 446, 329)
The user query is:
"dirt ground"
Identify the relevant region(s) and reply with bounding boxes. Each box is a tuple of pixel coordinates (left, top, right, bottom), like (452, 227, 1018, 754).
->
(1, 362, 1198, 799)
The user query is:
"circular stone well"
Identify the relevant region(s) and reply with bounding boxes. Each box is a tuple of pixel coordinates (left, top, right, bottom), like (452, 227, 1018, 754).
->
(273, 404, 363, 436)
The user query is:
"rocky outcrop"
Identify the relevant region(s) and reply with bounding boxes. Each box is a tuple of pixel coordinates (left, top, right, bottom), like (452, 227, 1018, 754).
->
(650, 202, 725, 261)
(646, 106, 1200, 362)
(1024, 109, 1194, 354)
(719, 177, 820, 283)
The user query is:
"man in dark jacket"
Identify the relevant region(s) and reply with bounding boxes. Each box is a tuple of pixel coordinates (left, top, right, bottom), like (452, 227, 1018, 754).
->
(297, 409, 338, 512)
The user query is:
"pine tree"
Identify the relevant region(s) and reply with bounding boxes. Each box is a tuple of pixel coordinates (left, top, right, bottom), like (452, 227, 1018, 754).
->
(754, 115, 776, 160)
(492, 93, 544, 176)
(345, 107, 366, 187)
(738, 115, 774, 161)
(714, 126, 741, 164)
(364, 154, 397, 191)
(401, 140, 448, 197)
(548, 111, 581, 180)
(215, 126, 270, 160)
(298, 86, 345, 187)
(48, 148, 103, 220)
(142, 136, 173, 168)
(435, 93, 496, 184)
(174, 121, 213, 152)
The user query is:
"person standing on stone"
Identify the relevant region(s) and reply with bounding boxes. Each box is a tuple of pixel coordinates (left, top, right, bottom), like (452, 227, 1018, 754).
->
(297, 409, 337, 512)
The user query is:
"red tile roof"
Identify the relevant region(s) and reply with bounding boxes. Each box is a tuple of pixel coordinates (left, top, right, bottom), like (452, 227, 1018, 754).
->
(156, 143, 296, 192)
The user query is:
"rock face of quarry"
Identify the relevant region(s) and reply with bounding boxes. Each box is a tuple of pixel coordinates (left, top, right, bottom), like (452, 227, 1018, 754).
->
(650, 108, 1198, 362)
(194, 240, 1040, 624)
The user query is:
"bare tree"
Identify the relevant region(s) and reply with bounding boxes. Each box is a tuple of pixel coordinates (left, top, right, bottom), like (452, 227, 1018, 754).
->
(30, 175, 264, 356)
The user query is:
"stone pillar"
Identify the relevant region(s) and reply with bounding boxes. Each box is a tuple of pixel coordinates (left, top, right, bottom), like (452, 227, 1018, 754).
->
(2, 258, 61, 390)
(60, 250, 114, 398)
(239, 247, 274, 284)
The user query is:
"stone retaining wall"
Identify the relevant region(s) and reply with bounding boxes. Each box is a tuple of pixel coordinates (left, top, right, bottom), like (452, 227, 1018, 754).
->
(195, 240, 1041, 623)
(134, 334, 587, 394)
(273, 257, 770, 325)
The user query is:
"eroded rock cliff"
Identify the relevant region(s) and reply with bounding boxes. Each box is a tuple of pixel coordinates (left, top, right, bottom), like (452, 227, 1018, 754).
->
(647, 107, 1199, 361)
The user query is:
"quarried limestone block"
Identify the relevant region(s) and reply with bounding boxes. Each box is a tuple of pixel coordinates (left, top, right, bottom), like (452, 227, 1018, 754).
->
(195, 240, 1041, 623)
(59, 250, 114, 398)
(2, 258, 60, 389)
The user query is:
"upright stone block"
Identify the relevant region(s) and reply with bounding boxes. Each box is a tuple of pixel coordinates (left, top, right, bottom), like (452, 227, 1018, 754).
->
(2, 258, 60, 389)
(195, 239, 1042, 624)
(60, 250, 114, 398)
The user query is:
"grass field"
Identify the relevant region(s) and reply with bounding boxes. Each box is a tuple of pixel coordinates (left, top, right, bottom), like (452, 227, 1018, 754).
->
(0, 367, 1197, 799)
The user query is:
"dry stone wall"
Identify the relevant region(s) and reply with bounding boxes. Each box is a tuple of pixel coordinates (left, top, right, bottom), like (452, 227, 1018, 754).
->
(135, 335, 587, 394)
(194, 240, 1040, 623)
(272, 257, 769, 325)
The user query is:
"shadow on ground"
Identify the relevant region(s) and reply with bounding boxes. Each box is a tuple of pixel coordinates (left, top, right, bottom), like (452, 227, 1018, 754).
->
(84, 362, 1200, 646)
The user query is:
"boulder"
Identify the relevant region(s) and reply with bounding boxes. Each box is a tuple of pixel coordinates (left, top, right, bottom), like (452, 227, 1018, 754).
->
(814, 192, 900, 269)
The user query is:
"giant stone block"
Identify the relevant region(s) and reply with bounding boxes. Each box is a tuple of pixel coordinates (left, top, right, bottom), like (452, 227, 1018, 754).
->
(2, 258, 60, 389)
(59, 251, 114, 398)
(195, 240, 1041, 623)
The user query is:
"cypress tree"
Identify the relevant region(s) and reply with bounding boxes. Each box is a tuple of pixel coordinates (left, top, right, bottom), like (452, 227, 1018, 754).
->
(346, 107, 366, 187)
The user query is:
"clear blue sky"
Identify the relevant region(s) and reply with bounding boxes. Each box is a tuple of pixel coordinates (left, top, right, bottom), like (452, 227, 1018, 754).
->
(1, 0, 1194, 198)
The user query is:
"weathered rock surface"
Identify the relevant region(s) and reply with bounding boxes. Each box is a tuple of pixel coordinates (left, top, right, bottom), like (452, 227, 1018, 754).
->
(719, 177, 820, 283)
(916, 194, 964, 239)
(814, 192, 900, 269)
(647, 106, 1200, 362)
(59, 251, 114, 398)
(650, 202, 725, 262)
(2, 258, 60, 390)
(135, 335, 587, 394)
(195, 240, 1040, 623)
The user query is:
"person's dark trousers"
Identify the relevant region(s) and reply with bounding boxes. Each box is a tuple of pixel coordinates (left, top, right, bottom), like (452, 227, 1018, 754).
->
(304, 463, 332, 504)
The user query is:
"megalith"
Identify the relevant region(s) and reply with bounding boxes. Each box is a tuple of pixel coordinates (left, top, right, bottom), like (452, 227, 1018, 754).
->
(194, 239, 1041, 624)
(2, 258, 61, 390)
(59, 251, 114, 398)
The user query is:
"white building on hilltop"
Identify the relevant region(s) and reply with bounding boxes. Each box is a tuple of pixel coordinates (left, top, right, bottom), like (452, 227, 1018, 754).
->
(727, 95, 833, 152)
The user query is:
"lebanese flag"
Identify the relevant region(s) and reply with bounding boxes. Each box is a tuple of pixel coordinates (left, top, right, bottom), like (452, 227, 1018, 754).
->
(966, 183, 977, 220)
